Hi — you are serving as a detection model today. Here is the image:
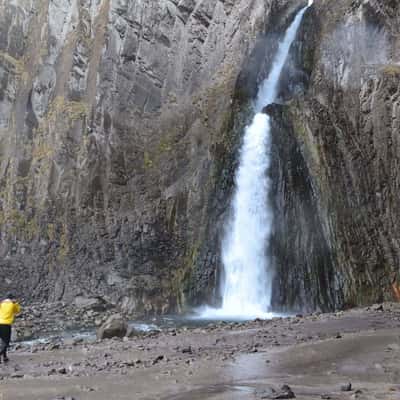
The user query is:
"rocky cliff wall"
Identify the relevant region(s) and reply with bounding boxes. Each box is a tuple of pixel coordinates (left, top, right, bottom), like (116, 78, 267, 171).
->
(270, 0, 400, 311)
(1, 0, 398, 314)
(0, 0, 306, 313)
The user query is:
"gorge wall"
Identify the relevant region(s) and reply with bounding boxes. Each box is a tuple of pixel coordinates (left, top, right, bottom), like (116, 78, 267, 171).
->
(269, 0, 400, 311)
(0, 0, 399, 314)
(0, 0, 305, 313)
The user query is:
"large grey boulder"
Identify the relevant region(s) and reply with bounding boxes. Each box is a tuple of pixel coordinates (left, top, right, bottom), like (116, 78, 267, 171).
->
(97, 314, 128, 340)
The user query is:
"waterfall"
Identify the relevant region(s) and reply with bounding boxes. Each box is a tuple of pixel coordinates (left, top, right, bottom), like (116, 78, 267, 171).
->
(200, 3, 311, 320)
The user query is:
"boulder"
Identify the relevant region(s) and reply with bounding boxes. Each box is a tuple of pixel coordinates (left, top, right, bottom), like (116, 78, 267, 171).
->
(97, 314, 128, 340)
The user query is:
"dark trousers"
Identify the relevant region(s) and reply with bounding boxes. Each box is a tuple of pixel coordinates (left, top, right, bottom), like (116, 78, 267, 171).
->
(0, 324, 11, 358)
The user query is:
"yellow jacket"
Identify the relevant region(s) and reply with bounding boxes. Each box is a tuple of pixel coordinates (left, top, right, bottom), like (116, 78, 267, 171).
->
(0, 300, 21, 325)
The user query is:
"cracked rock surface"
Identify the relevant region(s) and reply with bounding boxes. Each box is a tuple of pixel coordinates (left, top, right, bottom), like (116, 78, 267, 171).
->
(0, 0, 303, 311)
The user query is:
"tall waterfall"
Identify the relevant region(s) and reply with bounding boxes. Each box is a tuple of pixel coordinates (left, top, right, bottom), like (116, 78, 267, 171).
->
(200, 3, 312, 320)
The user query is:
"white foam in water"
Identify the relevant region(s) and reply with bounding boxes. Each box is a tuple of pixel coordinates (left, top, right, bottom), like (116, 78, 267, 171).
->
(199, 4, 311, 321)
(130, 322, 160, 332)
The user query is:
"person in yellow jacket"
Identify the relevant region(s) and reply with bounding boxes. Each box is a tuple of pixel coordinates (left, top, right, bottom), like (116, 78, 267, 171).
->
(0, 293, 21, 363)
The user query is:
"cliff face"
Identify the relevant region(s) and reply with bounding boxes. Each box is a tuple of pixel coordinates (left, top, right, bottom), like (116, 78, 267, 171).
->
(270, 0, 400, 311)
(0, 0, 307, 313)
(1, 0, 399, 314)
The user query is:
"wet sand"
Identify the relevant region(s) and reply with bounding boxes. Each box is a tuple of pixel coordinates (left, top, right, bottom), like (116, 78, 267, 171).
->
(1, 304, 400, 399)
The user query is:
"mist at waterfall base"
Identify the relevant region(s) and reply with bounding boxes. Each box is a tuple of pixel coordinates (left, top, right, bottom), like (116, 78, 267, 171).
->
(195, 3, 312, 321)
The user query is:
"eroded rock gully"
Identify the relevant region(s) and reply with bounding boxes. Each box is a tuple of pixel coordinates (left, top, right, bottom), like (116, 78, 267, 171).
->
(0, 0, 399, 314)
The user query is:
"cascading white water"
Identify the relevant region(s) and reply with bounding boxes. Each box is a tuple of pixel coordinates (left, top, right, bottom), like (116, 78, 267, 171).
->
(199, 3, 312, 320)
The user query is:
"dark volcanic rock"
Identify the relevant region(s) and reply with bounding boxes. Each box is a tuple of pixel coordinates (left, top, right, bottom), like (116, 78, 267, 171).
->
(269, 102, 336, 312)
(0, 0, 305, 314)
(269, 0, 400, 311)
(257, 385, 296, 399)
(341, 383, 352, 392)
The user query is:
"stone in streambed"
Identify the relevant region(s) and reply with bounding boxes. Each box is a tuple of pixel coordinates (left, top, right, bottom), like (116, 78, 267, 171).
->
(181, 346, 192, 354)
(152, 355, 164, 365)
(341, 383, 352, 392)
(257, 385, 295, 399)
(63, 337, 84, 346)
(10, 372, 24, 379)
(51, 397, 76, 400)
(97, 314, 128, 340)
(274, 385, 296, 399)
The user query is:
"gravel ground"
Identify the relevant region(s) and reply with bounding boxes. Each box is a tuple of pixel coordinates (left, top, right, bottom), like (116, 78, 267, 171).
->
(1, 303, 400, 400)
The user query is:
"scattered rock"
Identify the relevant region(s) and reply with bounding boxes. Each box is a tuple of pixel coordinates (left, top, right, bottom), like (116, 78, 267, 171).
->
(341, 383, 352, 392)
(10, 372, 24, 379)
(274, 385, 296, 399)
(51, 397, 76, 400)
(97, 314, 128, 340)
(79, 385, 96, 392)
(258, 385, 296, 399)
(181, 346, 192, 354)
(250, 346, 258, 353)
(47, 343, 61, 351)
(152, 355, 164, 365)
(63, 337, 84, 346)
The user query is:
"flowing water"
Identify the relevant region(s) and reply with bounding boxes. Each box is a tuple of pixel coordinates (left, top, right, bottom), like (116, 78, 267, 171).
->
(199, 3, 312, 320)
